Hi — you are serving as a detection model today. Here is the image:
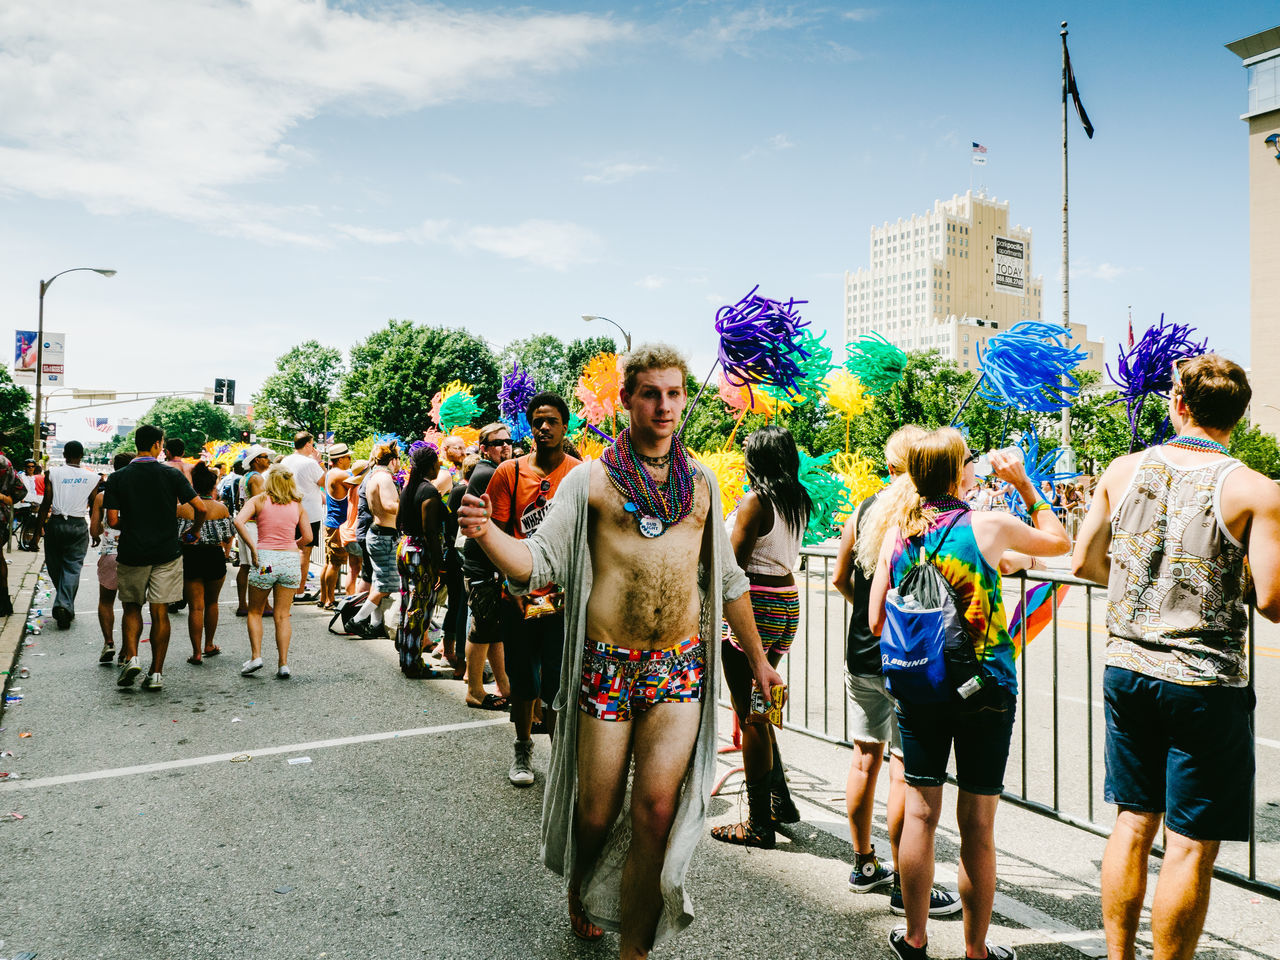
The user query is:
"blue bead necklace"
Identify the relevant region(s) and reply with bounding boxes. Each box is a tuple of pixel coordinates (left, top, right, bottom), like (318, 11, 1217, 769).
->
(601, 428, 696, 538)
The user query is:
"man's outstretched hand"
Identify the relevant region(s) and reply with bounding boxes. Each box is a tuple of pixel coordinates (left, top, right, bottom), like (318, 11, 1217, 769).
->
(457, 492, 492, 539)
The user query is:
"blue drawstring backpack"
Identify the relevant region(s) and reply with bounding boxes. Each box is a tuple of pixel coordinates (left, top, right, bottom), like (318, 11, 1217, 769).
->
(881, 512, 989, 704)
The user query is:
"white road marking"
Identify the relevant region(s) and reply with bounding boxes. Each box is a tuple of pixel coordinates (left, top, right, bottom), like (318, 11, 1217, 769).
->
(0, 718, 507, 793)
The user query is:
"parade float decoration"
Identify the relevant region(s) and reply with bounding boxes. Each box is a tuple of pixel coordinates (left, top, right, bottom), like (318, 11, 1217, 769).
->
(499, 362, 538, 445)
(1107, 315, 1208, 451)
(844, 333, 907, 397)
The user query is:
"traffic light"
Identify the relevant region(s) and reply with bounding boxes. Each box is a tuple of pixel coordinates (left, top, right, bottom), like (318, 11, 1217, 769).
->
(39, 422, 52, 440)
(240, 430, 251, 443)
(213, 378, 236, 405)
(225, 379, 235, 406)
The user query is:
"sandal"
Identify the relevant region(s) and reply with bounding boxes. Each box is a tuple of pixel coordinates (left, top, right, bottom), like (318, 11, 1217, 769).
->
(466, 693, 510, 711)
(186, 656, 202, 665)
(568, 890, 603, 941)
(710, 820, 776, 849)
(203, 646, 222, 658)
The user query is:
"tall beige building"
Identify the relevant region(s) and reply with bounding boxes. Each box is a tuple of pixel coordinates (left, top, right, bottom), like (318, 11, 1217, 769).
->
(1227, 26, 1280, 435)
(844, 190, 1103, 373)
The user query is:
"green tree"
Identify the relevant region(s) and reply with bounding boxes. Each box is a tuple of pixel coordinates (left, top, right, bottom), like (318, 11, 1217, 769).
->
(1230, 422, 1280, 479)
(123, 397, 235, 455)
(500, 334, 617, 404)
(337, 321, 500, 441)
(0, 368, 33, 461)
(253, 340, 344, 439)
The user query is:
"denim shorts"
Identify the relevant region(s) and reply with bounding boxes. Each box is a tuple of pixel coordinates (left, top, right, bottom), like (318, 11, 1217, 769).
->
(895, 685, 1017, 795)
(1104, 666, 1256, 841)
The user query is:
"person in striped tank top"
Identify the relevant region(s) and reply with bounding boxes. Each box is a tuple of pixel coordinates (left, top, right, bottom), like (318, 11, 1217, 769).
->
(1072, 355, 1280, 960)
(869, 428, 1070, 960)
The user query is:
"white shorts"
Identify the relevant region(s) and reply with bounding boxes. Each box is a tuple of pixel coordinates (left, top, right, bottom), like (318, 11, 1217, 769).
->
(845, 671, 902, 754)
(236, 521, 256, 568)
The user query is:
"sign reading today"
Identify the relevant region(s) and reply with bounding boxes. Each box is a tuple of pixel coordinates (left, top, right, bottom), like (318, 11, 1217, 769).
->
(993, 236, 1026, 296)
(14, 330, 66, 385)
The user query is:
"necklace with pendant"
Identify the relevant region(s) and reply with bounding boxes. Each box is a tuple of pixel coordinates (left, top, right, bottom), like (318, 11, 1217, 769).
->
(600, 428, 696, 538)
(1166, 435, 1230, 455)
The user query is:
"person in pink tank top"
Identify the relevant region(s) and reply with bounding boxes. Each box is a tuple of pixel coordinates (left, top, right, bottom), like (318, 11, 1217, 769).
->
(233, 464, 312, 679)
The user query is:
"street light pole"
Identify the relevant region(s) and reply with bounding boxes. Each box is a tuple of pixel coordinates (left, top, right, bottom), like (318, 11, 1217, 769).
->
(581, 315, 632, 353)
(33, 268, 116, 460)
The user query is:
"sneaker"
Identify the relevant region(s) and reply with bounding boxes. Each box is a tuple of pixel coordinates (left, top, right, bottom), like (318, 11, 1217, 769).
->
(979, 946, 1017, 960)
(848, 846, 894, 893)
(888, 926, 928, 960)
(241, 657, 264, 675)
(890, 883, 963, 917)
(140, 672, 163, 691)
(98, 642, 116, 664)
(117, 656, 143, 687)
(509, 739, 535, 787)
(277, 665, 291, 679)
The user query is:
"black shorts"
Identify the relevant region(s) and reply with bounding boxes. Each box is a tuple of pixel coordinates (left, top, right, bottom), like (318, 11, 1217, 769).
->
(181, 544, 228, 583)
(895, 686, 1017, 795)
(1104, 666, 1256, 841)
(502, 607, 564, 704)
(309, 520, 321, 546)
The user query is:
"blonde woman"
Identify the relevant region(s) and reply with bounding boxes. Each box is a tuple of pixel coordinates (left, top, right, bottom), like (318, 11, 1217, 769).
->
(234, 465, 312, 678)
(832, 425, 963, 917)
(868, 428, 1069, 960)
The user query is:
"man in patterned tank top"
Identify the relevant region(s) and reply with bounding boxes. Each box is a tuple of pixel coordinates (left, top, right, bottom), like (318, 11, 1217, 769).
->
(1073, 355, 1280, 960)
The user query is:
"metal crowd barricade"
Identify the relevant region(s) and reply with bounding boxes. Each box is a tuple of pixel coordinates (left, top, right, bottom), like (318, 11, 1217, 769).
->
(766, 547, 1278, 899)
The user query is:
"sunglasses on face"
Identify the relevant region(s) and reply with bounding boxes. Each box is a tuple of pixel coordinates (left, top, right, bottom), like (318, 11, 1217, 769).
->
(965, 449, 980, 465)
(482, 438, 512, 448)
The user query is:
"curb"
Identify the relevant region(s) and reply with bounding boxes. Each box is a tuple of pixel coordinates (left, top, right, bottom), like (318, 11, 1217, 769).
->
(0, 549, 47, 714)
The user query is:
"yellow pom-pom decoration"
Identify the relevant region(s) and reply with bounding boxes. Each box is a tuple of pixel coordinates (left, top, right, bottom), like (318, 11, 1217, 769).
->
(825, 369, 872, 419)
(829, 450, 886, 520)
(692, 449, 748, 518)
(575, 353, 624, 425)
(449, 425, 480, 446)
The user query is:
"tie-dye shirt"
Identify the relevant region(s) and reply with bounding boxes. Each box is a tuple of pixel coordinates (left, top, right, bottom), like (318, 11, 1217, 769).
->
(890, 502, 1018, 694)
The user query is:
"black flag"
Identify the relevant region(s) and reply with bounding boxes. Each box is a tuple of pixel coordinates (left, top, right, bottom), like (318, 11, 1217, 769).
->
(1065, 42, 1094, 139)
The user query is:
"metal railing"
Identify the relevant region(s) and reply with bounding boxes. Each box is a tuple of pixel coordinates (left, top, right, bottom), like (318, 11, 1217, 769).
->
(769, 547, 1277, 899)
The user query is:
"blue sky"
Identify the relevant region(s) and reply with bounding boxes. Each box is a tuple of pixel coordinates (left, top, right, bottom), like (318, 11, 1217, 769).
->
(0, 0, 1271, 445)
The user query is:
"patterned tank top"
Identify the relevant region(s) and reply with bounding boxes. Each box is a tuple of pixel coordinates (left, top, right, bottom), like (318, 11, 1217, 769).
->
(889, 501, 1017, 694)
(1106, 449, 1248, 687)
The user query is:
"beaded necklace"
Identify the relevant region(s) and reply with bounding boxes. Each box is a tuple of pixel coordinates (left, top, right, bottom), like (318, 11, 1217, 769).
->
(922, 494, 969, 514)
(1165, 435, 1230, 456)
(601, 428, 696, 538)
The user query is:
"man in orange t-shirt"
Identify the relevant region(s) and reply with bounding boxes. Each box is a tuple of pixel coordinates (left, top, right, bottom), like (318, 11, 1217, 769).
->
(486, 392, 581, 788)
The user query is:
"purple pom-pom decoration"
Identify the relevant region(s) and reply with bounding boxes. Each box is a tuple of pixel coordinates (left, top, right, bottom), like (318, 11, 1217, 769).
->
(715, 285, 811, 398)
(499, 362, 538, 443)
(977, 321, 1087, 413)
(1107, 314, 1207, 448)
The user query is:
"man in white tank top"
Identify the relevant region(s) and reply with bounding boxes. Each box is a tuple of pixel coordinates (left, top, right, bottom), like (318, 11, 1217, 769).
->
(35, 440, 101, 629)
(1072, 355, 1280, 960)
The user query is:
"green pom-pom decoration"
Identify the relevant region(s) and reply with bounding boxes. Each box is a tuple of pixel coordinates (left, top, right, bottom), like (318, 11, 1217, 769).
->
(439, 391, 482, 432)
(798, 449, 854, 546)
(762, 329, 834, 406)
(844, 333, 907, 396)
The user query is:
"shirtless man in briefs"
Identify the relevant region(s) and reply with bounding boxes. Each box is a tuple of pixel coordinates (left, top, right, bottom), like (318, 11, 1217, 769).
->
(459, 344, 784, 959)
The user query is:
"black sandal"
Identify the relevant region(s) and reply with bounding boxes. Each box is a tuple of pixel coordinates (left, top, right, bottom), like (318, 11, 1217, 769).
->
(710, 819, 776, 849)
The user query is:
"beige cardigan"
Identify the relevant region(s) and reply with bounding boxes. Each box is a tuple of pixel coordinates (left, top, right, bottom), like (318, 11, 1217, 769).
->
(508, 459, 749, 944)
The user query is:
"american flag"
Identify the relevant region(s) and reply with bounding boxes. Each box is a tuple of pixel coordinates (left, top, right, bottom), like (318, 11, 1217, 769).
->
(971, 141, 987, 154)
(86, 417, 111, 433)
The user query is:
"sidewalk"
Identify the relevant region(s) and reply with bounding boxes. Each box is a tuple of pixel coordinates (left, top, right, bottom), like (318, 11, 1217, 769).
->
(0, 547, 44, 695)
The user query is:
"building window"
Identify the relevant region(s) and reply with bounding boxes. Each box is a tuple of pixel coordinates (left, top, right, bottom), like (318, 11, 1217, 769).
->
(1247, 54, 1280, 115)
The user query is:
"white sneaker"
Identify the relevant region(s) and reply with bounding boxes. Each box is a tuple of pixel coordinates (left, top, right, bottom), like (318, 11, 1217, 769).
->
(241, 657, 264, 675)
(509, 739, 535, 787)
(140, 672, 163, 691)
(277, 665, 291, 679)
(99, 642, 116, 665)
(117, 656, 142, 687)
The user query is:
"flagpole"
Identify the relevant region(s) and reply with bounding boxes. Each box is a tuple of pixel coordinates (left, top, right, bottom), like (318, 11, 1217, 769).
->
(1060, 21, 1073, 469)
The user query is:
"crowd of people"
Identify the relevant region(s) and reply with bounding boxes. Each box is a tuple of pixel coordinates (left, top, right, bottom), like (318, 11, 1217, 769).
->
(2, 346, 1272, 960)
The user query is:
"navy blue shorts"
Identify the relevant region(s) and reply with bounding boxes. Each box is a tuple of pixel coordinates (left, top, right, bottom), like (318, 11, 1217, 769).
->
(895, 685, 1017, 795)
(1103, 666, 1255, 841)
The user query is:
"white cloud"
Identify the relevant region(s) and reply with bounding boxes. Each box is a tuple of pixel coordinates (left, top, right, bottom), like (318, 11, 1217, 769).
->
(0, 0, 627, 243)
(684, 7, 811, 57)
(842, 8, 879, 22)
(1069, 260, 1135, 282)
(636, 275, 667, 290)
(583, 161, 659, 184)
(336, 216, 600, 271)
(742, 132, 797, 160)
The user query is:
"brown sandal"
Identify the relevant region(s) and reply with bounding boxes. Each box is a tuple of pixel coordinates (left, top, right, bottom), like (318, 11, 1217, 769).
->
(568, 890, 603, 941)
(710, 820, 775, 849)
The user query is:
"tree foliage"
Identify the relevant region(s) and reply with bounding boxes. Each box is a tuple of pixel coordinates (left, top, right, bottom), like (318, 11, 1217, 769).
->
(500, 334, 617, 403)
(336, 321, 500, 441)
(253, 340, 344, 439)
(115, 397, 235, 455)
(0, 368, 32, 462)
(1230, 423, 1280, 479)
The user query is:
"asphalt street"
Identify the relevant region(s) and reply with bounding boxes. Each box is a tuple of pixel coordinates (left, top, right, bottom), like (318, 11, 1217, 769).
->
(0, 559, 1276, 960)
